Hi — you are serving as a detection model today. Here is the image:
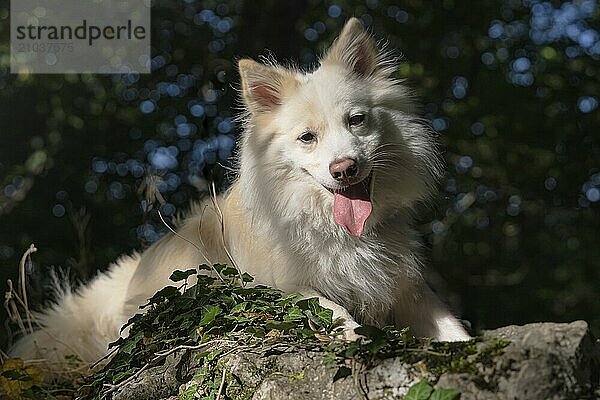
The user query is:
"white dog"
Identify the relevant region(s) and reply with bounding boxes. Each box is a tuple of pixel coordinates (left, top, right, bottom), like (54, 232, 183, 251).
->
(9, 18, 470, 371)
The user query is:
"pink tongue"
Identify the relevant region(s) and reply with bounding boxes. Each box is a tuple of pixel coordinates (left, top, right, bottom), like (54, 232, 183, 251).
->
(333, 183, 373, 237)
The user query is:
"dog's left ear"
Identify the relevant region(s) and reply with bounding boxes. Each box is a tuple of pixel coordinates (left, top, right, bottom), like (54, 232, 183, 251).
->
(323, 18, 385, 78)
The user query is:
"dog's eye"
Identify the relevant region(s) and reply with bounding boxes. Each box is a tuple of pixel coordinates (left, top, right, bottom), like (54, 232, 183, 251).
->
(348, 113, 365, 127)
(298, 131, 316, 143)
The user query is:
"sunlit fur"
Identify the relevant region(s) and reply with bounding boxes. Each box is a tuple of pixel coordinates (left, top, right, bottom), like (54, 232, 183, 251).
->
(8, 254, 139, 367)
(9, 18, 469, 374)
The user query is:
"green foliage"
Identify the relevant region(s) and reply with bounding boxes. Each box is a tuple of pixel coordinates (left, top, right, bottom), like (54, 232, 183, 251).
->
(320, 323, 501, 382)
(0, 359, 44, 400)
(77, 265, 334, 399)
(405, 379, 460, 400)
(70, 265, 483, 398)
(405, 380, 434, 400)
(0, 266, 512, 398)
(0, 357, 80, 400)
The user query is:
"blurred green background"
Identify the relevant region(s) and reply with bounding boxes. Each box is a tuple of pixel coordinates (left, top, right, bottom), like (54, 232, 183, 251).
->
(0, 0, 598, 349)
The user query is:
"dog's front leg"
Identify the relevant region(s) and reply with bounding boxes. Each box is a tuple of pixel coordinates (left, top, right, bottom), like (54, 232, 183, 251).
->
(394, 282, 471, 342)
(295, 288, 361, 341)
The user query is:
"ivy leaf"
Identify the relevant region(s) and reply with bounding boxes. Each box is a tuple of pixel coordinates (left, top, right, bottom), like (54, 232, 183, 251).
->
(265, 320, 297, 331)
(284, 306, 303, 321)
(295, 328, 317, 338)
(221, 266, 239, 276)
(145, 286, 179, 304)
(205, 349, 223, 361)
(179, 383, 199, 400)
(354, 325, 386, 339)
(111, 368, 136, 384)
(312, 307, 333, 327)
(297, 298, 333, 328)
(277, 293, 301, 306)
(199, 305, 222, 326)
(332, 366, 352, 382)
(430, 387, 461, 400)
(344, 342, 361, 358)
(405, 379, 434, 400)
(322, 351, 336, 367)
(196, 264, 212, 271)
(212, 264, 227, 273)
(295, 298, 316, 311)
(230, 301, 248, 313)
(246, 326, 266, 337)
(121, 331, 144, 355)
(356, 325, 389, 354)
(169, 269, 197, 282)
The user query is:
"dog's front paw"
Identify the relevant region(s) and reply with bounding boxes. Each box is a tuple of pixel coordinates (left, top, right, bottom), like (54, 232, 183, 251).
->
(435, 316, 472, 342)
(300, 292, 363, 342)
(341, 326, 362, 342)
(333, 318, 362, 342)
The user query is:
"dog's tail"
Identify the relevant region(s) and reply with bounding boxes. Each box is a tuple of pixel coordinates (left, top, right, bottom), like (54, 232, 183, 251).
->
(7, 253, 140, 373)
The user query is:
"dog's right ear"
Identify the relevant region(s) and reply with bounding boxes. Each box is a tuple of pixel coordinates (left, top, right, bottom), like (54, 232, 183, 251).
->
(238, 59, 296, 114)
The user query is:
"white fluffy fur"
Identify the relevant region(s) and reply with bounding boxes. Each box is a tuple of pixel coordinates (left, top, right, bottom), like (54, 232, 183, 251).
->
(8, 254, 139, 367)
(9, 18, 470, 373)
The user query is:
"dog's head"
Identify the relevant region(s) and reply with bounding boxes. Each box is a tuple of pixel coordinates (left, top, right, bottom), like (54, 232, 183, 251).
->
(237, 18, 441, 237)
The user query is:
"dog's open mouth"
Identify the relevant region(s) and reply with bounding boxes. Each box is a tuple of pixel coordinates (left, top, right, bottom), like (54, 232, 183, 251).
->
(327, 174, 373, 237)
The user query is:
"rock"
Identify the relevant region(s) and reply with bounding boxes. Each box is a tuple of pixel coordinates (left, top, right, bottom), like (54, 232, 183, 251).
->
(112, 351, 187, 400)
(108, 321, 599, 399)
(436, 321, 599, 400)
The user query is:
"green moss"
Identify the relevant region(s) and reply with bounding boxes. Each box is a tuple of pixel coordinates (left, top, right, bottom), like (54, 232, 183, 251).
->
(178, 383, 199, 400)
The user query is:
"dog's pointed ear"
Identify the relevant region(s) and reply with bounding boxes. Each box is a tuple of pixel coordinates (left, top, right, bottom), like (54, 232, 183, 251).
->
(323, 18, 381, 77)
(238, 59, 296, 114)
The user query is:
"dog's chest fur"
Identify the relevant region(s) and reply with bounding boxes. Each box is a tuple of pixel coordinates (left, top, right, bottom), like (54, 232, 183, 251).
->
(234, 189, 420, 324)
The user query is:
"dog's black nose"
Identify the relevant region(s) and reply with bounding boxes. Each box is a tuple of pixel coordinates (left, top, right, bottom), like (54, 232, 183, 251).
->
(329, 158, 358, 181)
